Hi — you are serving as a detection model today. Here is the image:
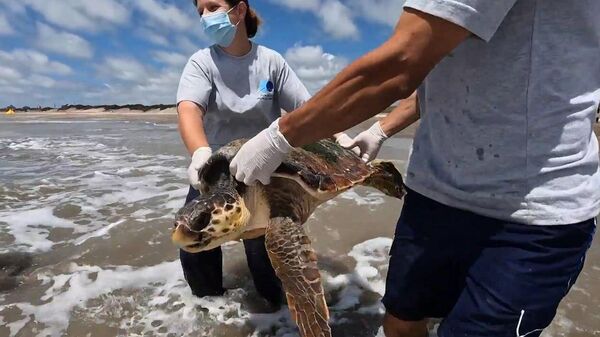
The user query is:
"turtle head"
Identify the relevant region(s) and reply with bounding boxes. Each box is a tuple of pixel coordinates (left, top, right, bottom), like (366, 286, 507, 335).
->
(172, 153, 250, 253)
(172, 187, 250, 253)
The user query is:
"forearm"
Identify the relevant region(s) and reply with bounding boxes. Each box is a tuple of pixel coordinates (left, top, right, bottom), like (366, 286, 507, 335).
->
(177, 102, 209, 155)
(279, 9, 469, 147)
(380, 92, 420, 137)
(279, 45, 415, 147)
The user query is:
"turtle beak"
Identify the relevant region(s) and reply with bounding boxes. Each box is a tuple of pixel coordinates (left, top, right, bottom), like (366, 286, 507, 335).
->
(172, 219, 205, 251)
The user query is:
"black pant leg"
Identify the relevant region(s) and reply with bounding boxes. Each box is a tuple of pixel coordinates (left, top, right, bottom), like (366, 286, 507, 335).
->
(179, 186, 225, 297)
(243, 236, 284, 306)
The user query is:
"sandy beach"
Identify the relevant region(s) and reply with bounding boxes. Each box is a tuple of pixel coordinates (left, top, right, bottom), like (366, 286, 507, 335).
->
(6, 107, 176, 118)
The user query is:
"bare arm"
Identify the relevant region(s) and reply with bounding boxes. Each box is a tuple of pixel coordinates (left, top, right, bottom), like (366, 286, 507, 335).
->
(279, 9, 470, 147)
(177, 101, 209, 155)
(380, 92, 420, 137)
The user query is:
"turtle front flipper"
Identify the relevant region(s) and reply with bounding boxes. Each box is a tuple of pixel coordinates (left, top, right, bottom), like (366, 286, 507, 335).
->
(363, 160, 406, 199)
(265, 217, 331, 337)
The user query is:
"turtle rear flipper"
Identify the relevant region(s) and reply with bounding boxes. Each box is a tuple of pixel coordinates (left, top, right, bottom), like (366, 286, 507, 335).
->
(265, 217, 331, 337)
(363, 160, 405, 199)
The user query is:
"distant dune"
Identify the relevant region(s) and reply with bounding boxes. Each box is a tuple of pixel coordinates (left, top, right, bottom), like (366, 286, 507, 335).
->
(2, 104, 176, 113)
(3, 104, 397, 114)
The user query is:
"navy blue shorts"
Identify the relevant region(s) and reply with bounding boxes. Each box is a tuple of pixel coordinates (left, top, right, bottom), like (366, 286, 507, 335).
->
(382, 188, 596, 337)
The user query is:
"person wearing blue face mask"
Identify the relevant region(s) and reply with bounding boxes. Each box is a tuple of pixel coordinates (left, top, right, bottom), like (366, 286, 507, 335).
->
(176, 0, 311, 308)
(200, 2, 241, 47)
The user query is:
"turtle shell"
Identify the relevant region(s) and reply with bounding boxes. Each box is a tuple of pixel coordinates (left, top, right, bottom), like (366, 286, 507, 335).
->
(277, 139, 371, 193)
(209, 138, 371, 194)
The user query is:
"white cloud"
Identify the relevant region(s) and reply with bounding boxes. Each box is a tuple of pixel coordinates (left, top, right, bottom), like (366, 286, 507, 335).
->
(24, 0, 130, 32)
(82, 36, 205, 105)
(0, 13, 15, 35)
(132, 69, 181, 101)
(132, 0, 197, 32)
(137, 28, 170, 47)
(175, 35, 206, 55)
(0, 1, 205, 107)
(0, 49, 72, 76)
(0, 73, 79, 105)
(0, 49, 76, 106)
(36, 23, 94, 59)
(152, 51, 188, 68)
(0, 0, 27, 14)
(99, 57, 150, 82)
(274, 0, 321, 11)
(28, 74, 57, 88)
(85, 57, 182, 105)
(271, 0, 358, 40)
(0, 0, 402, 107)
(272, 0, 404, 40)
(318, 0, 359, 39)
(285, 44, 348, 93)
(0, 85, 25, 95)
(0, 66, 21, 81)
(347, 0, 406, 27)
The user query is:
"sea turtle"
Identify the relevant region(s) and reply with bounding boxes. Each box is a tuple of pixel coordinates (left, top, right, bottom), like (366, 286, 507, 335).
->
(171, 138, 405, 337)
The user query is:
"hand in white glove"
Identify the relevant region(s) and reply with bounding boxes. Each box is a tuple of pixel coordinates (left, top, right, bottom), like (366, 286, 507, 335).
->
(340, 121, 388, 163)
(188, 147, 212, 190)
(229, 118, 292, 186)
(333, 133, 358, 153)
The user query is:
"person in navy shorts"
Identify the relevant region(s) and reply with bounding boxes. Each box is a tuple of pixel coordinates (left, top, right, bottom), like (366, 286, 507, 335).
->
(228, 0, 600, 335)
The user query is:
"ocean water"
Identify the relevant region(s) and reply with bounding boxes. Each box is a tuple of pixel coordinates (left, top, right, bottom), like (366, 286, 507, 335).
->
(0, 115, 598, 337)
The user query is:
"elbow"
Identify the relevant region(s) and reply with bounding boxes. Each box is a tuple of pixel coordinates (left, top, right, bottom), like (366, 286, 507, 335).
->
(394, 54, 427, 99)
(379, 72, 420, 105)
(376, 52, 425, 103)
(396, 73, 420, 100)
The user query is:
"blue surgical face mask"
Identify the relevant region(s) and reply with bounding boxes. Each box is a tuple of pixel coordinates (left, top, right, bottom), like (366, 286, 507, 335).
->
(201, 6, 239, 47)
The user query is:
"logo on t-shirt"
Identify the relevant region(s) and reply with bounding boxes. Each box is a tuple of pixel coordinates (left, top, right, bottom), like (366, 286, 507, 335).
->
(258, 80, 274, 100)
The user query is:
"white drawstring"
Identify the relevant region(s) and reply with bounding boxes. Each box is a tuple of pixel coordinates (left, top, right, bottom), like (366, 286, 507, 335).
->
(516, 310, 545, 337)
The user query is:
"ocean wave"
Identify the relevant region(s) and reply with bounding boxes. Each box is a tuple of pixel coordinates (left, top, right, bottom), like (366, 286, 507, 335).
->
(0, 238, 395, 337)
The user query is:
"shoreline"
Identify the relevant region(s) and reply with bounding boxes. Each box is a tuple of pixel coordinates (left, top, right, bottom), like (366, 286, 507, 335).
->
(5, 109, 598, 140)
(4, 107, 177, 116)
(4, 110, 389, 117)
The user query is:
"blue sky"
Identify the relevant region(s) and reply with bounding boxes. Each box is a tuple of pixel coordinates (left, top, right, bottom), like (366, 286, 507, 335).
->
(0, 0, 405, 107)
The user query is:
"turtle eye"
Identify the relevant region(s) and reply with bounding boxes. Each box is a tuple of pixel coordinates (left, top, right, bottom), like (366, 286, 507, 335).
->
(200, 182, 209, 195)
(193, 211, 212, 231)
(234, 181, 246, 195)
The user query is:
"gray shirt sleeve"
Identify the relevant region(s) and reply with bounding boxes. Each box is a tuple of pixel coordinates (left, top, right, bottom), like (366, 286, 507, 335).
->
(274, 56, 311, 112)
(404, 0, 518, 42)
(176, 57, 212, 111)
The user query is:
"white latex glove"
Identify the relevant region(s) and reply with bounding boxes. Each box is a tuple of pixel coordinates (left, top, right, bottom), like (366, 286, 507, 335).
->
(229, 118, 292, 186)
(187, 147, 212, 190)
(333, 133, 357, 153)
(341, 121, 388, 162)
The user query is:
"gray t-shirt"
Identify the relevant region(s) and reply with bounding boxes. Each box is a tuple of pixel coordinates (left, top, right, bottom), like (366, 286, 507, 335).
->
(177, 43, 310, 147)
(404, 0, 600, 225)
